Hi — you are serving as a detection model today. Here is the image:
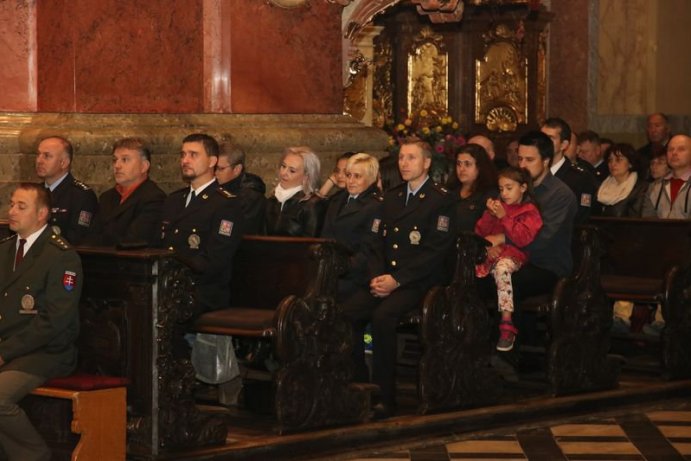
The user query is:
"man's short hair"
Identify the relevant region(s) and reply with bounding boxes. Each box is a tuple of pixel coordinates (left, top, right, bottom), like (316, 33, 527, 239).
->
(519, 131, 554, 161)
(577, 130, 600, 145)
(543, 117, 572, 143)
(112, 137, 152, 162)
(16, 182, 52, 214)
(648, 112, 669, 123)
(182, 133, 219, 157)
(400, 136, 433, 159)
(39, 135, 74, 162)
(218, 143, 246, 168)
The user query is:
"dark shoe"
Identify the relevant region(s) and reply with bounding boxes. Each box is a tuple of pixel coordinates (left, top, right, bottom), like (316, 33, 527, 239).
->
(611, 316, 631, 335)
(642, 320, 664, 338)
(497, 322, 518, 352)
(372, 402, 395, 420)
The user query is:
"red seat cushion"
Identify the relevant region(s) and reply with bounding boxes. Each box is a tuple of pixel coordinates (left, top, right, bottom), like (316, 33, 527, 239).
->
(43, 373, 129, 391)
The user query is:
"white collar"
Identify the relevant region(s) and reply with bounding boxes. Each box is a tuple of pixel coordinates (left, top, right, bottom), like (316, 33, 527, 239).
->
(550, 157, 566, 175)
(46, 172, 69, 192)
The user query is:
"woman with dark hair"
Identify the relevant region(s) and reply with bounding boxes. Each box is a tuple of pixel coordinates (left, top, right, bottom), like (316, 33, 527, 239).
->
(593, 143, 647, 217)
(449, 143, 498, 232)
(377, 154, 403, 193)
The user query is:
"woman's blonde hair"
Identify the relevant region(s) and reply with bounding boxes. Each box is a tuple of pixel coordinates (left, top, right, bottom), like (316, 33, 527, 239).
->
(346, 153, 379, 186)
(281, 146, 321, 195)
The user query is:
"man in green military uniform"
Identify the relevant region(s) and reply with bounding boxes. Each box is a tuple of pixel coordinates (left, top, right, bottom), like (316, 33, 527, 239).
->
(0, 183, 82, 461)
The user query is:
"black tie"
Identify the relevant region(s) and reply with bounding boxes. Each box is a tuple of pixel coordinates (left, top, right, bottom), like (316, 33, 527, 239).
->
(406, 192, 414, 206)
(14, 238, 26, 270)
(186, 190, 196, 207)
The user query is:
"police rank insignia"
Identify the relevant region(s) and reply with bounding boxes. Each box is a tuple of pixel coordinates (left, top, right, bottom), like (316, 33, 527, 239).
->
(52, 225, 61, 235)
(78, 210, 92, 227)
(218, 220, 234, 237)
(188, 234, 201, 249)
(371, 218, 381, 233)
(580, 193, 592, 207)
(20, 294, 35, 313)
(409, 230, 421, 245)
(437, 215, 450, 232)
(63, 271, 77, 292)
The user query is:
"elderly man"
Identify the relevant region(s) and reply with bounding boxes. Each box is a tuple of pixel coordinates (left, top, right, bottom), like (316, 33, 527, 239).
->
(87, 138, 166, 246)
(468, 134, 509, 170)
(0, 183, 82, 461)
(638, 113, 672, 164)
(577, 130, 608, 186)
(215, 143, 266, 235)
(35, 136, 98, 245)
(342, 137, 455, 419)
(642, 134, 691, 219)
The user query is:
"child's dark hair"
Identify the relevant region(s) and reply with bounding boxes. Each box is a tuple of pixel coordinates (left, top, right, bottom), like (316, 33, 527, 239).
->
(498, 166, 537, 206)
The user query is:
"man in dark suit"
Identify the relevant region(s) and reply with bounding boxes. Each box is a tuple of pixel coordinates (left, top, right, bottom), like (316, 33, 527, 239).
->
(35, 136, 98, 245)
(87, 138, 166, 247)
(0, 183, 82, 461)
(342, 137, 455, 419)
(577, 130, 609, 186)
(541, 118, 596, 225)
(215, 143, 266, 235)
(160, 133, 245, 312)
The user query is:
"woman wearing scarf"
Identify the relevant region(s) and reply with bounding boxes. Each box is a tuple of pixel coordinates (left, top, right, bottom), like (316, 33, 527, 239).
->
(594, 143, 647, 217)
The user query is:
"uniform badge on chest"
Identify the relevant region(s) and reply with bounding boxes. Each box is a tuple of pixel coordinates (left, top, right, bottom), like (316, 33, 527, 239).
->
(20, 294, 36, 314)
(409, 229, 421, 245)
(188, 233, 201, 249)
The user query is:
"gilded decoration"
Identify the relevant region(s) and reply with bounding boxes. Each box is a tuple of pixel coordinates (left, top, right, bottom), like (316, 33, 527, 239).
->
(343, 52, 369, 121)
(407, 27, 448, 117)
(411, 0, 464, 23)
(537, 29, 547, 124)
(372, 33, 393, 128)
(475, 24, 527, 132)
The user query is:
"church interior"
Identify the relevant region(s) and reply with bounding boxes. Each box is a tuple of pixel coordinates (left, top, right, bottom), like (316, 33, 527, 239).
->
(0, 0, 690, 460)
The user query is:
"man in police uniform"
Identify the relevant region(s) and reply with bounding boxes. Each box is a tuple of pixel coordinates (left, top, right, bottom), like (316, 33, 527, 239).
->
(160, 133, 244, 312)
(35, 136, 98, 245)
(342, 137, 455, 419)
(215, 143, 266, 235)
(0, 183, 82, 461)
(541, 118, 596, 225)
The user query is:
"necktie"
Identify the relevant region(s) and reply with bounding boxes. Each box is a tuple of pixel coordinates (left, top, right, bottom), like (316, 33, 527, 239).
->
(185, 190, 196, 207)
(14, 238, 26, 270)
(346, 196, 355, 206)
(406, 192, 414, 206)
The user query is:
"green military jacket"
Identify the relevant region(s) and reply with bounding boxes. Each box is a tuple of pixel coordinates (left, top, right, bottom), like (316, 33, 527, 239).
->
(0, 227, 82, 378)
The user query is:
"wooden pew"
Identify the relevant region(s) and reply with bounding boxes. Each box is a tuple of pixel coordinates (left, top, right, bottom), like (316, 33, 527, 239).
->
(193, 235, 373, 434)
(591, 216, 691, 379)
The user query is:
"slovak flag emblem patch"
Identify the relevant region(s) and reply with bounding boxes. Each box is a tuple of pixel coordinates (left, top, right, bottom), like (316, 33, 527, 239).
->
(63, 271, 77, 292)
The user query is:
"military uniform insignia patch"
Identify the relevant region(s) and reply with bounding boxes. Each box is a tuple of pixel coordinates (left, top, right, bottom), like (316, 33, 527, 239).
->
(580, 193, 592, 207)
(371, 218, 381, 233)
(188, 233, 201, 249)
(20, 294, 36, 314)
(78, 210, 92, 227)
(437, 215, 450, 232)
(63, 271, 77, 292)
(218, 220, 234, 237)
(409, 230, 421, 245)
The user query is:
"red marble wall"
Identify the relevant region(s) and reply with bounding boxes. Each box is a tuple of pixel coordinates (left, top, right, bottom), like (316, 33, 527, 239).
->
(548, 0, 589, 133)
(0, 1, 36, 111)
(228, 1, 343, 114)
(36, 0, 204, 113)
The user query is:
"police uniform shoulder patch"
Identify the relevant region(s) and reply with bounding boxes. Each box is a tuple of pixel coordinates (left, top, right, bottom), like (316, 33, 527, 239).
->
(49, 234, 72, 250)
(72, 178, 92, 191)
(217, 188, 235, 199)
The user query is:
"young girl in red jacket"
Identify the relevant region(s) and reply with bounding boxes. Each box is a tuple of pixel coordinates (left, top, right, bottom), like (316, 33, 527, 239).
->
(474, 166, 543, 352)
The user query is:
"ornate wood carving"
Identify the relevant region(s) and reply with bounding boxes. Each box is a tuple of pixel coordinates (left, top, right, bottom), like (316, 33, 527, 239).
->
(372, 32, 394, 128)
(475, 23, 528, 132)
(344, 52, 369, 121)
(273, 241, 370, 433)
(407, 26, 448, 116)
(547, 226, 620, 396)
(418, 233, 501, 413)
(411, 0, 464, 23)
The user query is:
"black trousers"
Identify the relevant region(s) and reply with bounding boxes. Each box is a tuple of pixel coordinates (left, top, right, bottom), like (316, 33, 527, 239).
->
(342, 285, 428, 407)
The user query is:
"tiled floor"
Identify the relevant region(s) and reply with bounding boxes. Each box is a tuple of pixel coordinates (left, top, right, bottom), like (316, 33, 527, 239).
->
(344, 407, 691, 460)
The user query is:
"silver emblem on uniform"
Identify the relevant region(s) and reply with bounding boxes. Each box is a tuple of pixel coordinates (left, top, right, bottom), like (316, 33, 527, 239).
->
(409, 230, 421, 245)
(52, 225, 61, 235)
(188, 233, 201, 249)
(21, 294, 35, 311)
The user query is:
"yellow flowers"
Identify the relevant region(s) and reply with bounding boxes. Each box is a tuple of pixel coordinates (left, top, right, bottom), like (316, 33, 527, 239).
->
(385, 110, 465, 157)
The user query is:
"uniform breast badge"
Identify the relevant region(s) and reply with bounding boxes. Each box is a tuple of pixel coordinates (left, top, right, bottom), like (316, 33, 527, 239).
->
(409, 230, 421, 245)
(20, 294, 36, 314)
(188, 234, 201, 249)
(218, 220, 234, 237)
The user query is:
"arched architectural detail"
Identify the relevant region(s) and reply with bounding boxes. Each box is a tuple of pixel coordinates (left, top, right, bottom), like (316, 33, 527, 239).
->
(343, 0, 404, 40)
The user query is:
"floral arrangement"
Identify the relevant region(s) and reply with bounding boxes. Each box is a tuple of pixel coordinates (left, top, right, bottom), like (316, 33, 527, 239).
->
(385, 109, 466, 160)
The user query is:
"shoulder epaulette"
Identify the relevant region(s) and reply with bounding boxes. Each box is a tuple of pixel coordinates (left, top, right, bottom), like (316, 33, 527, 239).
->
(217, 187, 236, 199)
(49, 233, 72, 251)
(72, 178, 92, 191)
(431, 182, 449, 195)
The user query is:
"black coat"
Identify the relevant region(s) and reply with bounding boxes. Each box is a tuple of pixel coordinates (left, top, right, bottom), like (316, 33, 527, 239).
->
(160, 181, 245, 312)
(369, 180, 456, 289)
(593, 177, 648, 217)
(454, 187, 497, 233)
(265, 191, 326, 237)
(47, 173, 98, 245)
(554, 160, 597, 226)
(87, 178, 166, 247)
(321, 184, 383, 289)
(220, 173, 267, 235)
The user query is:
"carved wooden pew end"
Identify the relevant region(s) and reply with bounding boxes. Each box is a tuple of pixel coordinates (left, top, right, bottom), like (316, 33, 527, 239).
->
(30, 374, 128, 461)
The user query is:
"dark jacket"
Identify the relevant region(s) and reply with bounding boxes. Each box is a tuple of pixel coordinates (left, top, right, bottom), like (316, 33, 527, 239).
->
(321, 184, 383, 289)
(88, 178, 166, 247)
(454, 187, 498, 233)
(0, 228, 82, 378)
(220, 173, 267, 235)
(368, 180, 456, 289)
(265, 191, 326, 237)
(160, 181, 245, 312)
(593, 177, 647, 217)
(48, 173, 98, 245)
(554, 159, 596, 226)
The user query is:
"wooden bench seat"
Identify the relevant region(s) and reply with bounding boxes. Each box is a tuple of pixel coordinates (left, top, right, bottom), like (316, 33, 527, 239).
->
(193, 235, 373, 434)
